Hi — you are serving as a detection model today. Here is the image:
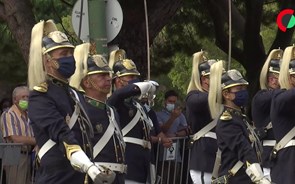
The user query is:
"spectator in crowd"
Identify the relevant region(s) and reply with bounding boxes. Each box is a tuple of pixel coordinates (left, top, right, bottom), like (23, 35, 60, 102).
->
(156, 89, 188, 184)
(157, 90, 188, 137)
(0, 97, 10, 184)
(0, 98, 11, 115)
(0, 86, 35, 184)
(139, 87, 172, 184)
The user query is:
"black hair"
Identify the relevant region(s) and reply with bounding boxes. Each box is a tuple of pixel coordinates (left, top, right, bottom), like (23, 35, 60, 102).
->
(0, 98, 12, 111)
(164, 90, 178, 99)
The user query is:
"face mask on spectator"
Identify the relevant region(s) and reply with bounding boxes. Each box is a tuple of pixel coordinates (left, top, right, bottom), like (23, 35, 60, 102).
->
(18, 100, 28, 110)
(166, 103, 175, 112)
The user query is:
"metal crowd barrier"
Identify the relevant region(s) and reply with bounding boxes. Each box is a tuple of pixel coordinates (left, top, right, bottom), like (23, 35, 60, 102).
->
(154, 137, 192, 184)
(0, 143, 23, 183)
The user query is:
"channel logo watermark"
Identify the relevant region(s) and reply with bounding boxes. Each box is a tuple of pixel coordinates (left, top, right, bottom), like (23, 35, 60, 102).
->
(277, 9, 295, 32)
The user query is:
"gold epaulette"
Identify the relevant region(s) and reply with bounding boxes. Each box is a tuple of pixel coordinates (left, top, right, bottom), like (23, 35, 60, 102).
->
(33, 82, 48, 93)
(220, 110, 232, 121)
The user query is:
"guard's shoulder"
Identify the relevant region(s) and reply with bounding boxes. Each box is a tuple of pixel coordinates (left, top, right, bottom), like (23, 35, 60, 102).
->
(33, 82, 48, 93)
(220, 110, 232, 121)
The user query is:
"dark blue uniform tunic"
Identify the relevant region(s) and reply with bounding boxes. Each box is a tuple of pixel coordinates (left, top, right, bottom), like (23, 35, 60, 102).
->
(28, 80, 87, 184)
(84, 97, 125, 184)
(270, 88, 295, 184)
(216, 107, 259, 184)
(185, 90, 217, 172)
(252, 89, 276, 168)
(108, 84, 151, 183)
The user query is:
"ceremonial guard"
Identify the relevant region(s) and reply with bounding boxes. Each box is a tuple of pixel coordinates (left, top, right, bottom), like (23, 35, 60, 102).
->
(270, 45, 295, 184)
(108, 50, 157, 184)
(70, 43, 126, 183)
(139, 87, 173, 184)
(27, 20, 113, 184)
(209, 61, 270, 184)
(251, 49, 282, 179)
(185, 51, 217, 183)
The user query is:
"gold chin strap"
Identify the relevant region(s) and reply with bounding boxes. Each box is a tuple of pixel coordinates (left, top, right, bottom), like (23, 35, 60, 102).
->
(88, 77, 110, 94)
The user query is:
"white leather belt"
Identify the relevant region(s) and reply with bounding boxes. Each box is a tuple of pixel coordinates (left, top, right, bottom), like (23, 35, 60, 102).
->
(190, 131, 216, 140)
(38, 89, 81, 161)
(284, 140, 295, 148)
(203, 132, 217, 139)
(264, 140, 295, 148)
(95, 162, 127, 173)
(263, 140, 276, 147)
(123, 137, 151, 149)
(38, 139, 56, 160)
(93, 122, 114, 158)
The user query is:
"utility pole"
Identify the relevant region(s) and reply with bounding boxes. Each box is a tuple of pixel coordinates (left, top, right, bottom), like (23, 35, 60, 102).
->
(88, 0, 108, 57)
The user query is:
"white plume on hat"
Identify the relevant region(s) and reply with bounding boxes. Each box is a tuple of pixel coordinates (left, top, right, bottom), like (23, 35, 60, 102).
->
(70, 43, 90, 91)
(187, 50, 207, 93)
(28, 20, 58, 90)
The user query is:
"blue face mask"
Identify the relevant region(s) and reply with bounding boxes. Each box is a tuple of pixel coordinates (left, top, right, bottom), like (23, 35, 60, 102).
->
(233, 89, 249, 107)
(57, 56, 76, 78)
(166, 103, 175, 112)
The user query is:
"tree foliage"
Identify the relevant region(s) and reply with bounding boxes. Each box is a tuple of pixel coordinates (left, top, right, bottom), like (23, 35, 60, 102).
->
(151, 0, 295, 105)
(1, 0, 295, 107)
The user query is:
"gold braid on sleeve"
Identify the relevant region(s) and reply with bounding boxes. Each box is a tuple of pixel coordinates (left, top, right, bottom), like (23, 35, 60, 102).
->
(63, 142, 82, 160)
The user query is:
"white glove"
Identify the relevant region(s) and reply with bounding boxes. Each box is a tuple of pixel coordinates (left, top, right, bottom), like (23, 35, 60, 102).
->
(70, 150, 116, 184)
(134, 80, 159, 97)
(134, 81, 152, 95)
(147, 80, 159, 95)
(246, 163, 271, 184)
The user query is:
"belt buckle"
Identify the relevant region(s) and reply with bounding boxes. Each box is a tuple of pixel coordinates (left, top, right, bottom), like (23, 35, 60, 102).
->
(144, 141, 151, 149)
(123, 165, 127, 174)
(143, 141, 149, 149)
(118, 164, 127, 173)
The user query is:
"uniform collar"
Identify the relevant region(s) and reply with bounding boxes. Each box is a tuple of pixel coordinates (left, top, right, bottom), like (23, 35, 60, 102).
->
(47, 75, 69, 87)
(224, 105, 243, 116)
(85, 96, 106, 109)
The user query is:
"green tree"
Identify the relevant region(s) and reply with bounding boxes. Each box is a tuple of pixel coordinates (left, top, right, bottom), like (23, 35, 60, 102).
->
(1, 0, 295, 103)
(151, 0, 295, 100)
(0, 0, 182, 77)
